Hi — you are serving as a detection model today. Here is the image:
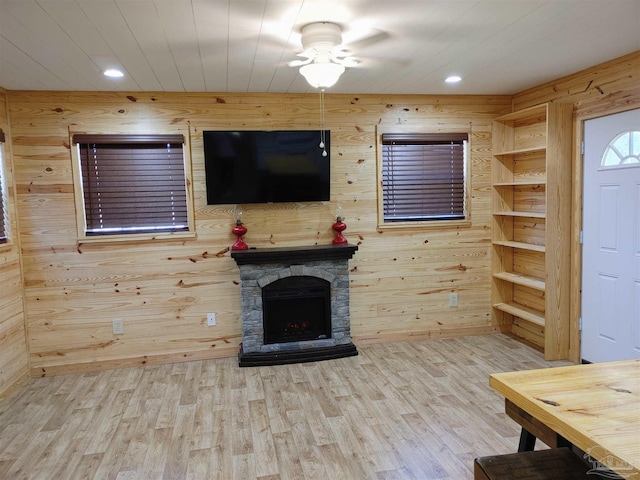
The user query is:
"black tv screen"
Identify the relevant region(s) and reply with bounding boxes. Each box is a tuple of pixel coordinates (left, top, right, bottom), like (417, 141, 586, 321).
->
(203, 130, 330, 205)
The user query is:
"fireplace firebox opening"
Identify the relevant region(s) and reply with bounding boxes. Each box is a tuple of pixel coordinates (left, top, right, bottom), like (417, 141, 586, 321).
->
(263, 276, 331, 344)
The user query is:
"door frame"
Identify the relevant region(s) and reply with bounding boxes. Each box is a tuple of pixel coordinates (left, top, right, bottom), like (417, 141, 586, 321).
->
(571, 102, 640, 363)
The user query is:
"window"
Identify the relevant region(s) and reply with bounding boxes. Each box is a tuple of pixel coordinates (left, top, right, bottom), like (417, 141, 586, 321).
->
(601, 130, 640, 168)
(0, 129, 7, 244)
(72, 134, 193, 240)
(379, 132, 469, 226)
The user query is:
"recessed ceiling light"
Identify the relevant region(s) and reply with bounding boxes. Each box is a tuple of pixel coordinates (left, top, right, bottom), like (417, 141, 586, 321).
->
(445, 75, 462, 84)
(104, 69, 124, 78)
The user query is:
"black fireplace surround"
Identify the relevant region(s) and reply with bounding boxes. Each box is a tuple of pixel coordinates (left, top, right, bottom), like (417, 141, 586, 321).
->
(231, 244, 358, 366)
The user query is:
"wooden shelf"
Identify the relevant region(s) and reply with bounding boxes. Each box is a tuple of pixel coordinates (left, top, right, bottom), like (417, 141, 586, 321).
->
(493, 211, 546, 218)
(493, 146, 546, 157)
(491, 102, 572, 360)
(494, 104, 547, 122)
(493, 181, 546, 187)
(492, 240, 545, 253)
(493, 271, 545, 291)
(493, 302, 545, 327)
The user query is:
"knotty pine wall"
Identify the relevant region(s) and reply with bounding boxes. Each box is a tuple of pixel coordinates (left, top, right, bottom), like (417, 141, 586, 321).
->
(0, 88, 29, 397)
(7, 91, 512, 375)
(513, 50, 640, 112)
(1, 51, 638, 384)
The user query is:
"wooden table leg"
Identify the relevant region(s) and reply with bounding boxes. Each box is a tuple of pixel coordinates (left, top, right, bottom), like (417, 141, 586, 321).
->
(505, 400, 571, 451)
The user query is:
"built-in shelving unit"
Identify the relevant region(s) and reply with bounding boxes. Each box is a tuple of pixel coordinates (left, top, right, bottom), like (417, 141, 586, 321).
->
(491, 102, 573, 360)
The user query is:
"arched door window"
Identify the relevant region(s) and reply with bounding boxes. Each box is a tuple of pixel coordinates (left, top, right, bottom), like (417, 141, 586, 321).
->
(601, 130, 640, 168)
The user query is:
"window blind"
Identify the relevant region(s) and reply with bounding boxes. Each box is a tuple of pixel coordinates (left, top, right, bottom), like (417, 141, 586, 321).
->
(0, 129, 6, 244)
(381, 133, 467, 222)
(74, 134, 188, 235)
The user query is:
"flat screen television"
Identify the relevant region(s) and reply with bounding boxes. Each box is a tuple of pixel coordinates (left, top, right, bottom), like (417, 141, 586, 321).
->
(203, 130, 330, 205)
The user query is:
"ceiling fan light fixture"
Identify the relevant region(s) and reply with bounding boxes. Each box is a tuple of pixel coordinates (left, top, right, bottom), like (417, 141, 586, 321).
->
(299, 62, 345, 89)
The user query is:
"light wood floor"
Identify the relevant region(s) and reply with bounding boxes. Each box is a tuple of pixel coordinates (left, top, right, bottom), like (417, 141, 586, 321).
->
(0, 334, 571, 480)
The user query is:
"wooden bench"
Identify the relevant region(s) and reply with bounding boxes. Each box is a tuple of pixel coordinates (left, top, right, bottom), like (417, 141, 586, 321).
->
(474, 448, 592, 480)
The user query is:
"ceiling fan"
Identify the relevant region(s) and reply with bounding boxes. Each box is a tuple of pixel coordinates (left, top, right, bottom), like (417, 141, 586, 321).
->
(289, 22, 387, 88)
(288, 22, 358, 68)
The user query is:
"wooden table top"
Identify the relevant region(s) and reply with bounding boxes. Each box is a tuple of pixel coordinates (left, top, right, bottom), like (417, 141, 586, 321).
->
(490, 359, 640, 477)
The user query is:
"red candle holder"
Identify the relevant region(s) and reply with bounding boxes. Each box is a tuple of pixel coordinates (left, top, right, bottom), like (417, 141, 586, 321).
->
(332, 217, 348, 245)
(231, 221, 249, 250)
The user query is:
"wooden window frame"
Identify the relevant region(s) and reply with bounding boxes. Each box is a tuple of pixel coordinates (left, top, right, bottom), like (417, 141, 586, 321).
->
(70, 133, 196, 244)
(376, 127, 471, 230)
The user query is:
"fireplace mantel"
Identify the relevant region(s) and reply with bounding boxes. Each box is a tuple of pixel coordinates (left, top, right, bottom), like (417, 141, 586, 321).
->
(231, 244, 358, 265)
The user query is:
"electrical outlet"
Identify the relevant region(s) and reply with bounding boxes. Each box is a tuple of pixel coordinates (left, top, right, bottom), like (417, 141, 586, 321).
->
(207, 313, 216, 326)
(449, 292, 459, 308)
(112, 318, 124, 335)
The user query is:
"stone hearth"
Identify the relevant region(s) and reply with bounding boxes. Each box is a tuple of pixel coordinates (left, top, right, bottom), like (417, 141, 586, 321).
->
(231, 244, 358, 366)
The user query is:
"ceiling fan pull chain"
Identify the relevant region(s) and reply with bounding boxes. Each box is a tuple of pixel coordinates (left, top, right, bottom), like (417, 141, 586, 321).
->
(319, 88, 327, 156)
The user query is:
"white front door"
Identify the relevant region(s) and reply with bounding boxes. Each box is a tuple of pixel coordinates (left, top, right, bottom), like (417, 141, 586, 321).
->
(581, 108, 640, 363)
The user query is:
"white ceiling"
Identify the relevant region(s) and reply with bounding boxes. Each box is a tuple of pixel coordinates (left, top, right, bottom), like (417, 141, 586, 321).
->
(1, 0, 639, 95)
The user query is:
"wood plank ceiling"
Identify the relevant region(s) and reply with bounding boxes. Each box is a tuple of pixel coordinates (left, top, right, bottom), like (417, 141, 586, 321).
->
(0, 0, 639, 94)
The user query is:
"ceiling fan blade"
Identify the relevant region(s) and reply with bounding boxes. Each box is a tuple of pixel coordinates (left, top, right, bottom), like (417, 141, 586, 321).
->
(340, 57, 360, 68)
(344, 29, 390, 52)
(287, 58, 312, 67)
(326, 53, 359, 67)
(354, 55, 411, 69)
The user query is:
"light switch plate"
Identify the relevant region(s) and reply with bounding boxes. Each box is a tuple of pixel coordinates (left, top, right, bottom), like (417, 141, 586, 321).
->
(112, 319, 124, 334)
(449, 293, 459, 307)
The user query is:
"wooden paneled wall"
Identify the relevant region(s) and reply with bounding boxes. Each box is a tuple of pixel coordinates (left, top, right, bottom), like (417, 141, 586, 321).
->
(0, 88, 29, 396)
(7, 91, 512, 375)
(2, 51, 637, 379)
(513, 50, 640, 111)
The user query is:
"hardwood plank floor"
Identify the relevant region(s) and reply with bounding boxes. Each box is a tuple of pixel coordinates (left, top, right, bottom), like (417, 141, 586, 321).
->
(0, 334, 571, 479)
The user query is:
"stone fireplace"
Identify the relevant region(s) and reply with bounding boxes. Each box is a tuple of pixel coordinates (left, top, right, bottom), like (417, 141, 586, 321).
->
(231, 244, 358, 366)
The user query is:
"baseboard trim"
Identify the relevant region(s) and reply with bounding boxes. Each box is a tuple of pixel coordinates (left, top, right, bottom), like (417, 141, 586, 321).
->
(29, 325, 505, 376)
(29, 345, 239, 377)
(352, 325, 502, 345)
